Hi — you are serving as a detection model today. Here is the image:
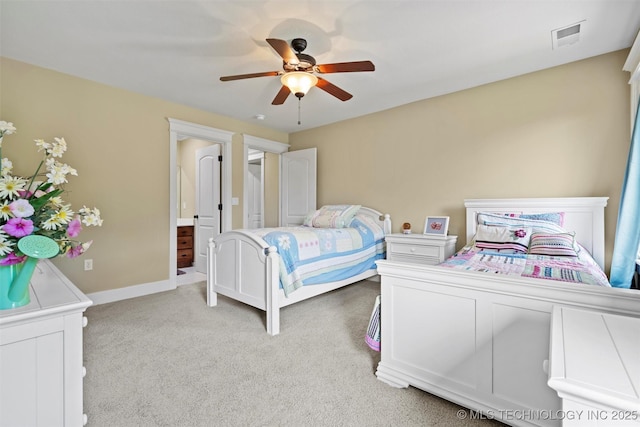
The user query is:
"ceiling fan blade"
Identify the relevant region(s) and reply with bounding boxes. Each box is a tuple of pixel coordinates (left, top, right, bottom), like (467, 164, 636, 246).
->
(316, 77, 353, 101)
(272, 85, 291, 105)
(220, 71, 279, 81)
(266, 38, 299, 65)
(316, 61, 375, 73)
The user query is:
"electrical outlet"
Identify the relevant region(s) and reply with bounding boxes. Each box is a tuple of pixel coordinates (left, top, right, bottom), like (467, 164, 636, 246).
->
(84, 259, 93, 271)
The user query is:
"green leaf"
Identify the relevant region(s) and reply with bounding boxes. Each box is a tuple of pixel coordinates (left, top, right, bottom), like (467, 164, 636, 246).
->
(29, 189, 63, 211)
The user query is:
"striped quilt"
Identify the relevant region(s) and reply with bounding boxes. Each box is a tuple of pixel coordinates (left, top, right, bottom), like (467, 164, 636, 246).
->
(253, 215, 386, 296)
(439, 246, 611, 287)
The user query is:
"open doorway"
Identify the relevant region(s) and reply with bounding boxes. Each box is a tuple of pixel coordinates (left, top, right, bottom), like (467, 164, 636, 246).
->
(168, 119, 233, 288)
(176, 141, 221, 283)
(246, 149, 264, 229)
(242, 134, 289, 228)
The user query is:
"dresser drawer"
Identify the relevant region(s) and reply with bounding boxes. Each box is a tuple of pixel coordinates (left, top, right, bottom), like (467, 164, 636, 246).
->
(177, 249, 193, 268)
(177, 226, 193, 237)
(177, 226, 194, 268)
(177, 237, 192, 249)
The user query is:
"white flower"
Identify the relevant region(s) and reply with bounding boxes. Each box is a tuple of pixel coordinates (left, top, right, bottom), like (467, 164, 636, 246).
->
(0, 121, 16, 135)
(42, 205, 74, 230)
(35, 139, 51, 152)
(9, 199, 34, 218)
(1, 158, 12, 176)
(278, 234, 291, 250)
(80, 206, 103, 226)
(0, 201, 11, 221)
(0, 176, 27, 200)
(0, 121, 16, 146)
(0, 230, 13, 256)
(48, 196, 64, 207)
(50, 137, 67, 157)
(45, 161, 77, 185)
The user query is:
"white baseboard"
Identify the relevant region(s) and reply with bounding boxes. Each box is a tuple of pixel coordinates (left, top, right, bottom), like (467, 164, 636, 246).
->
(87, 279, 175, 305)
(87, 272, 374, 305)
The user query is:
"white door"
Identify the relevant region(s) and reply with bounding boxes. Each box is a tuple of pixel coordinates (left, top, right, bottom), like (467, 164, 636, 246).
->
(195, 144, 221, 273)
(280, 148, 317, 226)
(247, 161, 263, 228)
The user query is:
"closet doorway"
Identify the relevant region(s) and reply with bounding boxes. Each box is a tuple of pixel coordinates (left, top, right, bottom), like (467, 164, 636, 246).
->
(242, 135, 290, 228)
(247, 149, 264, 229)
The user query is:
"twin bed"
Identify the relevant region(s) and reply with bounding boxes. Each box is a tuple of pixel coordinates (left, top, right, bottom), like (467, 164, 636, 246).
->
(206, 205, 386, 335)
(375, 197, 640, 427)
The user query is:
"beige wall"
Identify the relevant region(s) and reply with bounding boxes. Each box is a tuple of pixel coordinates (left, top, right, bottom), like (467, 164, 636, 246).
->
(289, 49, 632, 274)
(0, 57, 288, 294)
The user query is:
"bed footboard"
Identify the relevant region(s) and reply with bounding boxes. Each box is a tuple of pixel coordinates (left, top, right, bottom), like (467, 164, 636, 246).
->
(207, 231, 281, 335)
(375, 260, 640, 427)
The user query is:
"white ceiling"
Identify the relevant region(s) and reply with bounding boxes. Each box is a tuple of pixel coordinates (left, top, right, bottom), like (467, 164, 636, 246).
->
(2, 1, 639, 133)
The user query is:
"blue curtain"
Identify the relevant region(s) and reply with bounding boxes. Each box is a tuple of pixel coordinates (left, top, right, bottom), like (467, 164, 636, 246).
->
(610, 98, 640, 288)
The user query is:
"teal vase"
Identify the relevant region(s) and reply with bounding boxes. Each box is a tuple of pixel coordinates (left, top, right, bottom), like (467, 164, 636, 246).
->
(0, 262, 32, 310)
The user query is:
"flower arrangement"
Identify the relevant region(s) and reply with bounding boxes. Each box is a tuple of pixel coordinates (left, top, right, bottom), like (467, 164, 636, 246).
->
(0, 120, 103, 266)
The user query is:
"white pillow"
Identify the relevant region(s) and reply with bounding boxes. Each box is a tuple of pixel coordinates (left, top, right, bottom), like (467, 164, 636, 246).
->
(303, 205, 361, 228)
(473, 224, 532, 253)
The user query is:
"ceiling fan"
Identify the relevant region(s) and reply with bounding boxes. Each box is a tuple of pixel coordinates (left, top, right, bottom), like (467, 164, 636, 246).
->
(220, 38, 375, 105)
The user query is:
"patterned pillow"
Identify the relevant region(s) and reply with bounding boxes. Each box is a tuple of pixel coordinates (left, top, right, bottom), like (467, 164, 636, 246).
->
(473, 224, 532, 253)
(477, 212, 567, 235)
(528, 232, 578, 257)
(502, 212, 565, 227)
(303, 205, 361, 228)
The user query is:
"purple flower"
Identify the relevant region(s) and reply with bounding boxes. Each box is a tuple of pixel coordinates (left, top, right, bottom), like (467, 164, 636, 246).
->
(66, 244, 84, 258)
(67, 217, 82, 238)
(3, 218, 34, 238)
(0, 252, 27, 266)
(18, 189, 34, 199)
(514, 229, 527, 238)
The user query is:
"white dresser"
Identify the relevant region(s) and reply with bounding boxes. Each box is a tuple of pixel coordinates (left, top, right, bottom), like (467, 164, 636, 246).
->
(0, 260, 92, 427)
(385, 233, 457, 265)
(548, 306, 640, 426)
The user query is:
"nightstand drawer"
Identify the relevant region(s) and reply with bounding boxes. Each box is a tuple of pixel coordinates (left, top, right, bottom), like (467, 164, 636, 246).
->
(385, 234, 458, 266)
(389, 243, 439, 258)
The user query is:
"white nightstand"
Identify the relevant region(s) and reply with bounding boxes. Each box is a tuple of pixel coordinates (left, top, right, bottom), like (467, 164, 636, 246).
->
(385, 233, 457, 265)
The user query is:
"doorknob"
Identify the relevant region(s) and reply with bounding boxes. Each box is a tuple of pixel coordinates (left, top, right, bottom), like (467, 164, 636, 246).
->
(193, 215, 199, 220)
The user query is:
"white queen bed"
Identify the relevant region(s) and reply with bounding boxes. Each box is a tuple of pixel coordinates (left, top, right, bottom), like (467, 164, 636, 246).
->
(374, 197, 640, 427)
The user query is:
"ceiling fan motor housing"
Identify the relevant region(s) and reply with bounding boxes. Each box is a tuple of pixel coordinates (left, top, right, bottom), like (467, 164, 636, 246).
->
(291, 38, 307, 53)
(284, 53, 316, 71)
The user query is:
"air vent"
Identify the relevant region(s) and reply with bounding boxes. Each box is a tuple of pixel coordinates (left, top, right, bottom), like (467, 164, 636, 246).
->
(552, 21, 585, 49)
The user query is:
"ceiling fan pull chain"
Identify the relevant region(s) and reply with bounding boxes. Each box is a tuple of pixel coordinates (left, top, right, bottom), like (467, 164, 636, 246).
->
(298, 98, 302, 125)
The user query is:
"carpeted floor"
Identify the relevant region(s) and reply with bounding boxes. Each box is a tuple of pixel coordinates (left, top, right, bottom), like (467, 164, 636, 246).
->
(83, 280, 503, 427)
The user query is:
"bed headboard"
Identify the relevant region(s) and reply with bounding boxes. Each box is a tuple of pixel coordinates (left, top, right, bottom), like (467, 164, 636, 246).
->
(464, 197, 609, 269)
(357, 206, 389, 230)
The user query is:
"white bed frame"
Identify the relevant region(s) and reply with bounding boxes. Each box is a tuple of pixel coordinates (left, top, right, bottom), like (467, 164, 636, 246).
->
(375, 197, 640, 427)
(207, 207, 386, 336)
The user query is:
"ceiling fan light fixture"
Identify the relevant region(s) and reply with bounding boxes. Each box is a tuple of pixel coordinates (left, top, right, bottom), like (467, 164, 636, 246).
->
(281, 71, 318, 98)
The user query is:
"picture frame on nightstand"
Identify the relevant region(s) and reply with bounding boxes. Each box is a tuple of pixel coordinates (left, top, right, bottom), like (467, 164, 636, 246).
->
(424, 216, 449, 236)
